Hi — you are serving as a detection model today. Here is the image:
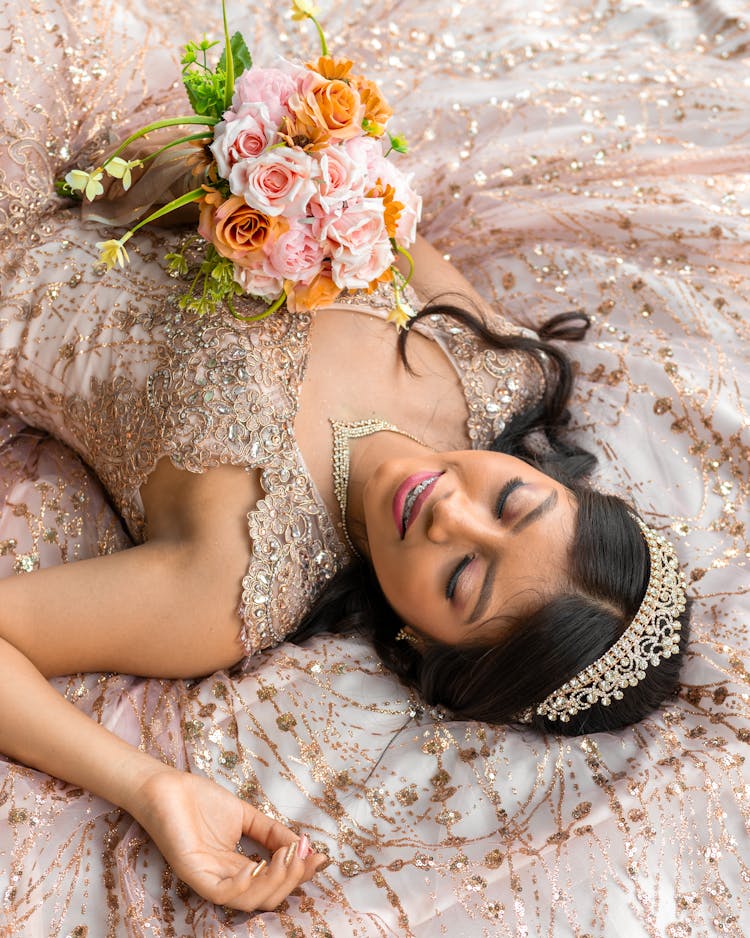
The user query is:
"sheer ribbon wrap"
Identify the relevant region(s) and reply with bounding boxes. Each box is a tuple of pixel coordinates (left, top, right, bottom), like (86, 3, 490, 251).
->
(81, 134, 205, 228)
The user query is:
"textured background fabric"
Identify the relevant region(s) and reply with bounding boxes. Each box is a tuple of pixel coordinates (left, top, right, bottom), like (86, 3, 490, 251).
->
(0, 0, 748, 935)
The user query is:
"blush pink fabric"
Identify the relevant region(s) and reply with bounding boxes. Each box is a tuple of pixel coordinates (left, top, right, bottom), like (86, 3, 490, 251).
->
(0, 0, 748, 935)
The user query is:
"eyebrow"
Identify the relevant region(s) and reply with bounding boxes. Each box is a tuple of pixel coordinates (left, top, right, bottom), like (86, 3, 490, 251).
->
(467, 490, 559, 625)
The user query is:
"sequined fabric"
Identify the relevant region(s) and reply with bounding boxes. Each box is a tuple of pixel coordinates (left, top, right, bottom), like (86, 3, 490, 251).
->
(1, 0, 749, 936)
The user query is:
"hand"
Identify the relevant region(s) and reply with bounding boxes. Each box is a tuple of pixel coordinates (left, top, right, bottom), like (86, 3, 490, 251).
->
(129, 768, 327, 911)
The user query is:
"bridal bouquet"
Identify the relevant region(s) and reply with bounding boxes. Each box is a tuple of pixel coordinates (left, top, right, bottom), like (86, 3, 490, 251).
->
(61, 0, 420, 328)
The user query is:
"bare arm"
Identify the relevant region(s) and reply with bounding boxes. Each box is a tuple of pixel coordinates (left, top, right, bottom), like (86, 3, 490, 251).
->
(1, 539, 245, 678)
(0, 540, 327, 908)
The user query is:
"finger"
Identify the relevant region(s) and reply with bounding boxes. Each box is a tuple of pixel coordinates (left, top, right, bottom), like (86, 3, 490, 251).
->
(207, 858, 267, 911)
(257, 840, 313, 911)
(240, 801, 298, 854)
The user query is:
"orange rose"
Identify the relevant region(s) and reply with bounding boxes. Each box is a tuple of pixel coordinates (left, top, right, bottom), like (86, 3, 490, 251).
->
(290, 75, 365, 142)
(198, 191, 274, 264)
(285, 267, 342, 311)
(353, 76, 393, 136)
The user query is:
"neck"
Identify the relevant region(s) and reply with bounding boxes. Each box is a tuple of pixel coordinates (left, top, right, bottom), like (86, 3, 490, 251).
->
(345, 429, 430, 557)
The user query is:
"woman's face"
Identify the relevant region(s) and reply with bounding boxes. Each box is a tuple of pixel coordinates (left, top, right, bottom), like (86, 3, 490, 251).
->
(362, 450, 577, 644)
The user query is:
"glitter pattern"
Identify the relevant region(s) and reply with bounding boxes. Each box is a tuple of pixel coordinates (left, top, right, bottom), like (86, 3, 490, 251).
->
(0, 0, 749, 935)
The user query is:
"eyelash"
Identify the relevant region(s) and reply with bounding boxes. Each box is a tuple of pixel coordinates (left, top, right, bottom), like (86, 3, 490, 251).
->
(445, 476, 525, 600)
(495, 476, 524, 519)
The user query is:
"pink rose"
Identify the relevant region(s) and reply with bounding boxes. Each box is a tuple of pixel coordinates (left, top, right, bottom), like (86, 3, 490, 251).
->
(230, 147, 319, 218)
(315, 196, 386, 253)
(344, 135, 383, 176)
(233, 254, 284, 302)
(332, 234, 394, 290)
(310, 146, 367, 214)
(231, 67, 297, 127)
(366, 155, 422, 246)
(263, 219, 326, 283)
(316, 198, 394, 289)
(211, 104, 277, 178)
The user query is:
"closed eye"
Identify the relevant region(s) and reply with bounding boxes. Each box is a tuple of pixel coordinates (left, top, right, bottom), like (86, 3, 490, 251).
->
(445, 477, 525, 602)
(446, 554, 472, 600)
(495, 476, 524, 518)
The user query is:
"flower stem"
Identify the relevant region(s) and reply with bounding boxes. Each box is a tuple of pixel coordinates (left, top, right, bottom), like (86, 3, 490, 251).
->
(230, 290, 287, 322)
(310, 16, 328, 56)
(394, 244, 415, 285)
(222, 0, 235, 109)
(102, 117, 218, 168)
(138, 132, 213, 166)
(128, 187, 205, 235)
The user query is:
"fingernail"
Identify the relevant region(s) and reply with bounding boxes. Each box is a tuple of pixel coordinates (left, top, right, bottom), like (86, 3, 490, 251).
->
(297, 834, 311, 860)
(250, 859, 267, 879)
(285, 842, 298, 866)
(314, 856, 332, 873)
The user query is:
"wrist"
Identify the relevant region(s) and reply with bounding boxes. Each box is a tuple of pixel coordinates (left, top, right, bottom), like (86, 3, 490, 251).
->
(110, 748, 181, 822)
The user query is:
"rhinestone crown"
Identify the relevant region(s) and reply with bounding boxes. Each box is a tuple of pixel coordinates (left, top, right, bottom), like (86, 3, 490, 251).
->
(532, 516, 687, 724)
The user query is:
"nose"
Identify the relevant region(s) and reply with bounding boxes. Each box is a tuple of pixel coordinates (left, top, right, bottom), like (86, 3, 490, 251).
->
(427, 489, 496, 548)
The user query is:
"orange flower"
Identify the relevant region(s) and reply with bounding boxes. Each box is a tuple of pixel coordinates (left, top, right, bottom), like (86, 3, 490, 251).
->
(198, 191, 275, 264)
(366, 179, 404, 238)
(352, 76, 393, 136)
(366, 264, 393, 294)
(306, 55, 354, 81)
(285, 267, 342, 311)
(187, 139, 217, 180)
(279, 110, 331, 152)
(289, 76, 364, 142)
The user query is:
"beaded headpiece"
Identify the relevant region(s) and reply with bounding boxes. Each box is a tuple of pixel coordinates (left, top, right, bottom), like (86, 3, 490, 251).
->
(526, 516, 687, 725)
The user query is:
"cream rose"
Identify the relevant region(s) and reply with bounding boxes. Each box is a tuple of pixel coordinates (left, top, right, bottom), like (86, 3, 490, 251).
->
(311, 146, 367, 214)
(233, 254, 284, 302)
(366, 155, 422, 246)
(230, 147, 318, 218)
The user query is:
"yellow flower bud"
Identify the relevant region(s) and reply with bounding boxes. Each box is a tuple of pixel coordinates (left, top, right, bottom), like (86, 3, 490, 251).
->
(291, 0, 319, 20)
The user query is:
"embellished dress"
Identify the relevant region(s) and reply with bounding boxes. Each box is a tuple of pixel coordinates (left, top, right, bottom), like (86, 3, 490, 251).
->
(2, 0, 750, 935)
(0, 226, 540, 655)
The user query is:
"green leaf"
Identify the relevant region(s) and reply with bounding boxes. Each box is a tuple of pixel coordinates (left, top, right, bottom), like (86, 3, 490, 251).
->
(198, 37, 220, 52)
(183, 68, 227, 119)
(217, 32, 252, 81)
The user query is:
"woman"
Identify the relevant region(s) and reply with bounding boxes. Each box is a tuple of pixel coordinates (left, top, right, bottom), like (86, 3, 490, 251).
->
(0, 221, 689, 912)
(0, 2, 691, 919)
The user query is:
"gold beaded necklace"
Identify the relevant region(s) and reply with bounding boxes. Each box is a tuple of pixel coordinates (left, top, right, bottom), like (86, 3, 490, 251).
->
(329, 418, 428, 558)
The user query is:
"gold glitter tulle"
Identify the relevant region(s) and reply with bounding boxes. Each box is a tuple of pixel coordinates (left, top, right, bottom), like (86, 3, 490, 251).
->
(0, 0, 749, 935)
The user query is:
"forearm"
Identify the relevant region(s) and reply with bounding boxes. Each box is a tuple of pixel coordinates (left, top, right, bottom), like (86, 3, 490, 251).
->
(0, 635, 171, 820)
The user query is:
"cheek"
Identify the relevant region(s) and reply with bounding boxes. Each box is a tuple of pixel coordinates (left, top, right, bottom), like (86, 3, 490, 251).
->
(375, 553, 436, 625)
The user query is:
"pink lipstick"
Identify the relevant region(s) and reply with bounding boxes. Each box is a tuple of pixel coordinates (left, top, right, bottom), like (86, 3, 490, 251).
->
(393, 472, 443, 538)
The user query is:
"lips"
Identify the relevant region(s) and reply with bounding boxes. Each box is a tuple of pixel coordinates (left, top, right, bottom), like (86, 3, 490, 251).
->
(393, 471, 443, 538)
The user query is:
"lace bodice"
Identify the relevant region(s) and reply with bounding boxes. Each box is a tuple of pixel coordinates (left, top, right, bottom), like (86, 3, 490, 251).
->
(0, 240, 540, 655)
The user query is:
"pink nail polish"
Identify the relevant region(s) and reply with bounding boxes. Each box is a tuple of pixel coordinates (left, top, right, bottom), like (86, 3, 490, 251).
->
(297, 834, 311, 860)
